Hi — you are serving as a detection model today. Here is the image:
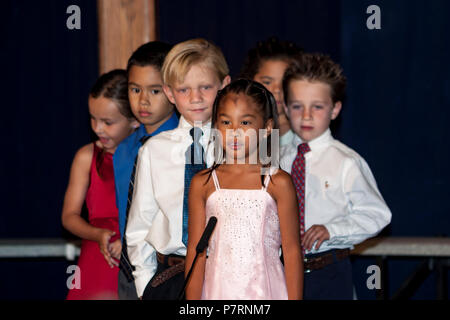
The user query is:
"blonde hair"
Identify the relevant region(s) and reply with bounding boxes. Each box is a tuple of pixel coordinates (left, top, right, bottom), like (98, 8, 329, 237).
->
(162, 38, 229, 86)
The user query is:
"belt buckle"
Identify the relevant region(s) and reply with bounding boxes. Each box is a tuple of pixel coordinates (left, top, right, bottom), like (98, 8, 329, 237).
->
(304, 257, 311, 273)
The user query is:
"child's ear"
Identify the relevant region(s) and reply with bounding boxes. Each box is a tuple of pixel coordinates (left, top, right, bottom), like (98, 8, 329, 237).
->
(220, 75, 231, 89)
(283, 104, 290, 119)
(163, 85, 176, 105)
(331, 101, 342, 120)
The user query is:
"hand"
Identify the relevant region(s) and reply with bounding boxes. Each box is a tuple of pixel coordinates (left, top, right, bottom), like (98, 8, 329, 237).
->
(302, 225, 330, 251)
(108, 239, 122, 260)
(96, 229, 119, 268)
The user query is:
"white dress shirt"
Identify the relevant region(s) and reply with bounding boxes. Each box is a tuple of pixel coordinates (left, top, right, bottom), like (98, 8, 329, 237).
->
(126, 116, 214, 297)
(280, 129, 294, 147)
(280, 129, 392, 255)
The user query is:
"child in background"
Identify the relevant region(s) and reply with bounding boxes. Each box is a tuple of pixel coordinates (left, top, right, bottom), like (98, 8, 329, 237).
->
(126, 38, 231, 299)
(240, 37, 303, 146)
(280, 53, 392, 299)
(186, 79, 303, 300)
(113, 41, 178, 300)
(62, 70, 139, 300)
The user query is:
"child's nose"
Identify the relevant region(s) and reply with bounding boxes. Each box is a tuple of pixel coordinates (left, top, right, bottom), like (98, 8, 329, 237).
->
(93, 121, 103, 133)
(139, 90, 150, 105)
(302, 107, 312, 120)
(189, 88, 202, 103)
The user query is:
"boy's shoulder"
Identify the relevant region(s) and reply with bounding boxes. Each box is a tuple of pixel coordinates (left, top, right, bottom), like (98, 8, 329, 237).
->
(142, 126, 191, 154)
(328, 139, 361, 159)
(325, 139, 369, 169)
(115, 129, 142, 153)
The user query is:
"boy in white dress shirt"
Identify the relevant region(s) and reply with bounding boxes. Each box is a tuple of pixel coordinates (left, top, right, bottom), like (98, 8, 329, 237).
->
(280, 53, 391, 299)
(126, 38, 230, 299)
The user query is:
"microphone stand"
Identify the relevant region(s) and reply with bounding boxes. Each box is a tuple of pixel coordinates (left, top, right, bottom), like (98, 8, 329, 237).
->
(178, 216, 217, 300)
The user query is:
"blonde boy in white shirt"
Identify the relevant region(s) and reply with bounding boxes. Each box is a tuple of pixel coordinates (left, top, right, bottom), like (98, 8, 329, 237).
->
(280, 53, 391, 299)
(126, 39, 230, 299)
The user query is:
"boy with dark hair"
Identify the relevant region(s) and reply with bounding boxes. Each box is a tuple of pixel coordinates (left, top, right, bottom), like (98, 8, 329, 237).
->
(113, 41, 179, 300)
(280, 53, 392, 299)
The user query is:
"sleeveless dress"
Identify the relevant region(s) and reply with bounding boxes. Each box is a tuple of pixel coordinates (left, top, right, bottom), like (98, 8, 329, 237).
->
(201, 169, 288, 300)
(66, 143, 120, 300)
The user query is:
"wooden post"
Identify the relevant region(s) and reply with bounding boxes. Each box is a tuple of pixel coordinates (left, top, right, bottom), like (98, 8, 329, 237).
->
(97, 0, 157, 74)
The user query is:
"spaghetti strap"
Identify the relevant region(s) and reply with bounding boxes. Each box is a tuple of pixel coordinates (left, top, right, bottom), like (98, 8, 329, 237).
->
(262, 173, 271, 191)
(211, 170, 221, 190)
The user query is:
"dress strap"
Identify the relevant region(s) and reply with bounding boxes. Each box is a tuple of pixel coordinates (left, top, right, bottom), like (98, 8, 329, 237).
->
(262, 173, 271, 191)
(211, 169, 221, 191)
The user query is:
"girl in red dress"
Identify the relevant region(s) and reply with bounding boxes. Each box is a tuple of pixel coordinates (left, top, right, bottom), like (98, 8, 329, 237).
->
(62, 70, 139, 299)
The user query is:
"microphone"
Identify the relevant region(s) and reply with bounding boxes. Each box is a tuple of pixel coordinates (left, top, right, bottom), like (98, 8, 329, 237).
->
(178, 216, 217, 300)
(196, 216, 217, 254)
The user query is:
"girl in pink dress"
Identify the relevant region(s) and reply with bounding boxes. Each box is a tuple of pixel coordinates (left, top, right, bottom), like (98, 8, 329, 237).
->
(62, 70, 139, 299)
(185, 79, 304, 300)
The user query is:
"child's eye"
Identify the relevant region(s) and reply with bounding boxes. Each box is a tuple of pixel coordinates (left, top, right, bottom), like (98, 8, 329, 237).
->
(201, 85, 212, 90)
(290, 104, 301, 110)
(177, 88, 188, 94)
(241, 121, 251, 125)
(262, 81, 271, 86)
(221, 120, 230, 125)
(130, 87, 140, 94)
(150, 89, 161, 95)
(314, 105, 323, 109)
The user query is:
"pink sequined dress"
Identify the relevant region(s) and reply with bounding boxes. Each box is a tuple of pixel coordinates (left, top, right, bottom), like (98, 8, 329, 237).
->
(201, 169, 288, 300)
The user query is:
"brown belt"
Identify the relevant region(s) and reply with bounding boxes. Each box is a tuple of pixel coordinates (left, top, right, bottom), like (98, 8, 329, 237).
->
(304, 249, 350, 273)
(156, 252, 185, 267)
(150, 253, 185, 288)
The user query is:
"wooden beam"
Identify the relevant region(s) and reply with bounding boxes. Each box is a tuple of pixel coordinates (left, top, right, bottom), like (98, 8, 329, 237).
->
(97, 0, 157, 74)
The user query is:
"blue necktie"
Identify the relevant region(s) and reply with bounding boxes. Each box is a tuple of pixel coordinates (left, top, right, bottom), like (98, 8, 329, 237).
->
(182, 128, 206, 246)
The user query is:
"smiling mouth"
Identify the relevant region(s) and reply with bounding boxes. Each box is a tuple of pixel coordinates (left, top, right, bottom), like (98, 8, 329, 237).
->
(99, 137, 109, 144)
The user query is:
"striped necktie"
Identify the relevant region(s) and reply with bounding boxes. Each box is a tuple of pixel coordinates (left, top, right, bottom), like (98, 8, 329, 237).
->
(291, 143, 311, 253)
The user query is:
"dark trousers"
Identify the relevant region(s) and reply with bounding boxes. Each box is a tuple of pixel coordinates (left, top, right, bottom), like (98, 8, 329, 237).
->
(304, 251, 354, 300)
(118, 267, 138, 300)
(142, 259, 185, 300)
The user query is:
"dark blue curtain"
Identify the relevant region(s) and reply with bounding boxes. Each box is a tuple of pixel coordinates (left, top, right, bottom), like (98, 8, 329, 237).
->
(1, 0, 98, 299)
(339, 0, 450, 299)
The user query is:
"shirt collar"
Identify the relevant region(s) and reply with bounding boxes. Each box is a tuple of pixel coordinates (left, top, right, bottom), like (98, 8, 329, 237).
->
(150, 112, 179, 137)
(178, 116, 212, 134)
(292, 128, 333, 151)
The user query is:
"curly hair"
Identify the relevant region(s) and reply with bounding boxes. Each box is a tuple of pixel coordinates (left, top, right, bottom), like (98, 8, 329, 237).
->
(239, 36, 303, 80)
(282, 53, 347, 104)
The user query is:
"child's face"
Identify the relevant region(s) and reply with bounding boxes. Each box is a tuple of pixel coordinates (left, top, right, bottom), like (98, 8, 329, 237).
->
(163, 63, 230, 125)
(89, 96, 138, 153)
(253, 59, 289, 117)
(128, 65, 174, 134)
(285, 80, 341, 142)
(216, 93, 272, 163)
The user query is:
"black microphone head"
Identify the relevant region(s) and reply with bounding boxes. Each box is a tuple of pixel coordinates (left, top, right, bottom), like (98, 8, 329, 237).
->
(196, 216, 217, 253)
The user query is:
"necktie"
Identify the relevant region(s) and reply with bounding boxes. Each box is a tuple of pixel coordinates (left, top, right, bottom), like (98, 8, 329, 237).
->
(120, 135, 151, 282)
(291, 143, 311, 253)
(182, 127, 206, 246)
